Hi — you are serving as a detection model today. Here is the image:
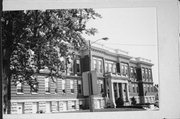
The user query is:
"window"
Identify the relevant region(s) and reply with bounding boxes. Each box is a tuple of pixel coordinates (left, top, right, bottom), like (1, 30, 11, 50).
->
(62, 101, 68, 111)
(149, 69, 152, 81)
(93, 57, 103, 73)
(132, 84, 136, 93)
(71, 101, 76, 110)
(121, 63, 128, 76)
(70, 80, 74, 93)
(148, 85, 150, 92)
(136, 84, 139, 93)
(105, 63, 108, 73)
(134, 68, 137, 80)
(79, 100, 83, 109)
(51, 101, 58, 112)
(76, 59, 81, 73)
(142, 68, 145, 80)
(45, 78, 50, 93)
(112, 64, 116, 73)
(31, 83, 38, 94)
(67, 56, 73, 75)
(53, 79, 57, 93)
(144, 85, 147, 95)
(105, 60, 116, 74)
(99, 60, 103, 73)
(77, 80, 82, 94)
(130, 67, 134, 78)
(128, 84, 131, 92)
(108, 63, 112, 73)
(16, 81, 23, 94)
(59, 57, 66, 73)
(62, 79, 66, 94)
(93, 59, 97, 71)
(124, 65, 128, 76)
(98, 80, 104, 94)
(145, 68, 148, 81)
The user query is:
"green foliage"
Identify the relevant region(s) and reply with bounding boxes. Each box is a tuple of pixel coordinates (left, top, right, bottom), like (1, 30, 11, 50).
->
(2, 9, 101, 87)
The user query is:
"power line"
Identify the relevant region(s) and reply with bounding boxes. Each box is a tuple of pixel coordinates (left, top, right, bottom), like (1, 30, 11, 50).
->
(103, 43, 157, 46)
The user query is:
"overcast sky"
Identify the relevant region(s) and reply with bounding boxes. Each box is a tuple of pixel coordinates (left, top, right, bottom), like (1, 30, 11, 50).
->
(83, 8, 159, 84)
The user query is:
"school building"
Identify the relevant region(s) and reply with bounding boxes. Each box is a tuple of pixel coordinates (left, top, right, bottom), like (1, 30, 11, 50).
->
(10, 44, 156, 114)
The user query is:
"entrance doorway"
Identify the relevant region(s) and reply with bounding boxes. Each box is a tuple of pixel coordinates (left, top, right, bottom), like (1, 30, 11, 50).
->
(113, 83, 128, 102)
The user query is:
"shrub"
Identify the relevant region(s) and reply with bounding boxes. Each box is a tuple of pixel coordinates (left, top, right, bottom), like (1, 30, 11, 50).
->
(115, 97, 124, 108)
(131, 97, 137, 105)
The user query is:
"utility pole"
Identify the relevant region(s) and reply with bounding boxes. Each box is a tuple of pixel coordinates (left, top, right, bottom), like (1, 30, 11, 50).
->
(88, 40, 94, 112)
(88, 37, 108, 112)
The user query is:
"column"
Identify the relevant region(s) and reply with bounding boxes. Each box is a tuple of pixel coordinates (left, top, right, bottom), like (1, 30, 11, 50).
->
(116, 83, 120, 98)
(109, 81, 116, 108)
(120, 83, 124, 101)
(125, 83, 130, 102)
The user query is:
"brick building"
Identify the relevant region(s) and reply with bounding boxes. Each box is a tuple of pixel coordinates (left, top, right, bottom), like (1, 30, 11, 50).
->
(10, 44, 156, 114)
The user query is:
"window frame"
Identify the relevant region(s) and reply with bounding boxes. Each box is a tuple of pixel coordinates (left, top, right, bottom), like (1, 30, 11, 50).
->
(98, 60, 103, 73)
(93, 57, 103, 74)
(121, 63, 128, 77)
(77, 80, 82, 95)
(53, 78, 58, 94)
(62, 79, 66, 94)
(67, 56, 74, 75)
(71, 101, 76, 110)
(105, 62, 108, 73)
(16, 81, 24, 94)
(45, 78, 50, 94)
(136, 84, 139, 93)
(70, 80, 74, 94)
(76, 58, 81, 74)
(142, 67, 145, 80)
(30, 83, 38, 94)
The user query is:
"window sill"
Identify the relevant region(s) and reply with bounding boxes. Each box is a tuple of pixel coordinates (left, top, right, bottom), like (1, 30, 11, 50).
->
(45, 92, 51, 94)
(16, 92, 24, 95)
(31, 92, 38, 94)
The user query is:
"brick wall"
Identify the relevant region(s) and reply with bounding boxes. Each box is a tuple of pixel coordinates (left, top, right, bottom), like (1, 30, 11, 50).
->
(11, 74, 82, 100)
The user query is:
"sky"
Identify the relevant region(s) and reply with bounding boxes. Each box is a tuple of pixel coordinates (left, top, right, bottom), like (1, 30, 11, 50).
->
(83, 8, 159, 84)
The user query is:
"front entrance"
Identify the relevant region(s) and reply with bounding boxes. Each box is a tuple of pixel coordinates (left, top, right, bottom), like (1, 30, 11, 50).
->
(105, 73, 130, 107)
(108, 80, 129, 107)
(113, 83, 127, 101)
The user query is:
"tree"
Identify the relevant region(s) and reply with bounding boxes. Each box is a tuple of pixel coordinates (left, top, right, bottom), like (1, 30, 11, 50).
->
(2, 9, 101, 114)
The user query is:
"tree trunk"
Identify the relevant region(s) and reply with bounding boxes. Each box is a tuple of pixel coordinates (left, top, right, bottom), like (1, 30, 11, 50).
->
(3, 18, 14, 114)
(3, 48, 12, 114)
